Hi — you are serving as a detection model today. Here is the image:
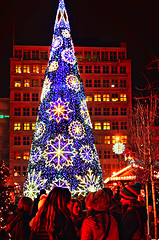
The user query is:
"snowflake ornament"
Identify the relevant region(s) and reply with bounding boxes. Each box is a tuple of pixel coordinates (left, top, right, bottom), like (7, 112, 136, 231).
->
(69, 121, 85, 139)
(23, 169, 47, 200)
(62, 29, 70, 38)
(34, 122, 46, 140)
(47, 98, 72, 123)
(80, 145, 93, 163)
(61, 48, 76, 65)
(52, 37, 63, 50)
(43, 135, 77, 171)
(66, 74, 80, 92)
(49, 177, 70, 191)
(75, 168, 101, 196)
(48, 61, 58, 72)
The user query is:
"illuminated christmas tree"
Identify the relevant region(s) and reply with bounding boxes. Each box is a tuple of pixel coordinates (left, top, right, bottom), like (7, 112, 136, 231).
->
(24, 0, 103, 199)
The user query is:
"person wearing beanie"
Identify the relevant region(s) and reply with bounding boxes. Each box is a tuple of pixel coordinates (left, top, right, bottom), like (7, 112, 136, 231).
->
(81, 189, 119, 240)
(120, 182, 147, 240)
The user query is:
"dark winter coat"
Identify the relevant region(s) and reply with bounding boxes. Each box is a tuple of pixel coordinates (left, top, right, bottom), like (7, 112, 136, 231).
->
(120, 201, 147, 240)
(6, 209, 31, 240)
(29, 212, 78, 240)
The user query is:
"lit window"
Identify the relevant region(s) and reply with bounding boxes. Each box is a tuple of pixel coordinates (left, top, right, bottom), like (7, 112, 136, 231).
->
(24, 123, 30, 130)
(76, 51, 83, 61)
(94, 94, 101, 101)
(23, 151, 30, 161)
(24, 79, 30, 87)
(32, 122, 36, 130)
(14, 151, 21, 160)
(94, 122, 101, 130)
(33, 65, 39, 73)
(103, 94, 110, 101)
(112, 94, 118, 101)
(104, 136, 110, 144)
(86, 96, 92, 101)
(23, 65, 30, 73)
(15, 65, 21, 73)
(14, 123, 21, 131)
(112, 136, 118, 144)
(32, 79, 39, 87)
(120, 94, 127, 101)
(14, 166, 21, 176)
(103, 122, 110, 130)
(14, 80, 21, 87)
(121, 136, 127, 144)
(42, 65, 47, 73)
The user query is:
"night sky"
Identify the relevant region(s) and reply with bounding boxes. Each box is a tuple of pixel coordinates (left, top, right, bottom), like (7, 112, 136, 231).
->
(0, 0, 159, 98)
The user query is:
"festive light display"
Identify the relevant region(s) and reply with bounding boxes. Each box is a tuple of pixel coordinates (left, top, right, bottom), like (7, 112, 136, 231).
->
(24, 0, 103, 199)
(113, 142, 125, 154)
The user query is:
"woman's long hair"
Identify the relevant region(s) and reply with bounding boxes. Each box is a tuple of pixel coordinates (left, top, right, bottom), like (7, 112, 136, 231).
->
(31, 187, 71, 235)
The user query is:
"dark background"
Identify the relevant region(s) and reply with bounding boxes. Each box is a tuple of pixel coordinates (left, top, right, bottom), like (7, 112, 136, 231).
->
(0, 0, 159, 97)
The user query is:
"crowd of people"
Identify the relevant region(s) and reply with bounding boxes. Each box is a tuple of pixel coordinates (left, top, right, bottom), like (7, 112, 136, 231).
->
(2, 182, 149, 240)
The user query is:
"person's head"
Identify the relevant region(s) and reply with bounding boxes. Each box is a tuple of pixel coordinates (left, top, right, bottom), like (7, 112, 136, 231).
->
(18, 196, 33, 214)
(71, 199, 82, 216)
(103, 187, 113, 203)
(32, 187, 71, 233)
(86, 189, 111, 212)
(120, 182, 142, 205)
(40, 189, 46, 196)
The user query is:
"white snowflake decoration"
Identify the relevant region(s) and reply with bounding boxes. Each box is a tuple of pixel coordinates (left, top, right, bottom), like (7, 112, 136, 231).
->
(48, 61, 58, 72)
(75, 168, 101, 196)
(69, 121, 85, 139)
(62, 29, 70, 38)
(49, 177, 70, 191)
(43, 135, 77, 171)
(80, 100, 92, 128)
(47, 98, 72, 123)
(66, 74, 80, 92)
(80, 145, 93, 162)
(34, 122, 46, 139)
(52, 36, 63, 50)
(23, 169, 47, 200)
(61, 48, 76, 65)
(41, 76, 52, 102)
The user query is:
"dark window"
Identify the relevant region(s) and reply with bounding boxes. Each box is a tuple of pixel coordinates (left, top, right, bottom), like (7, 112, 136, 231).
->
(23, 166, 27, 176)
(23, 50, 30, 60)
(104, 150, 110, 159)
(118, 51, 125, 60)
(23, 93, 30, 101)
(14, 108, 21, 116)
(94, 79, 101, 87)
(95, 108, 101, 116)
(120, 79, 126, 87)
(14, 93, 21, 101)
(103, 108, 110, 116)
(103, 66, 109, 73)
(93, 51, 100, 61)
(94, 66, 100, 73)
(32, 79, 39, 87)
(120, 66, 126, 74)
(111, 66, 118, 74)
(121, 108, 127, 115)
(41, 51, 48, 60)
(112, 122, 119, 130)
(23, 136, 30, 145)
(110, 51, 117, 61)
(23, 108, 30, 116)
(32, 50, 39, 60)
(112, 108, 118, 115)
(85, 79, 92, 87)
(84, 51, 91, 61)
(101, 52, 108, 61)
(15, 50, 22, 58)
(98, 150, 102, 159)
(14, 137, 21, 145)
(32, 93, 38, 101)
(89, 108, 92, 115)
(121, 122, 127, 129)
(79, 66, 83, 73)
(85, 66, 92, 73)
(111, 80, 118, 87)
(32, 108, 38, 116)
(103, 80, 109, 87)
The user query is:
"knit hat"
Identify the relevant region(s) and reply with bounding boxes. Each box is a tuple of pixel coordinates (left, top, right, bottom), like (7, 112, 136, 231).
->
(38, 194, 48, 209)
(120, 182, 141, 200)
(86, 189, 110, 211)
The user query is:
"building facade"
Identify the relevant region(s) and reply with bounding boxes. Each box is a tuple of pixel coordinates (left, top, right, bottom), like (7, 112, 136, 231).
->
(10, 43, 131, 189)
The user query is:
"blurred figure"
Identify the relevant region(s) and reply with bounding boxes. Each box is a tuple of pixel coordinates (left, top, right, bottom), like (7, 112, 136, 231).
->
(120, 182, 147, 240)
(29, 187, 78, 240)
(6, 196, 33, 240)
(69, 199, 85, 239)
(31, 189, 46, 218)
(81, 189, 119, 240)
